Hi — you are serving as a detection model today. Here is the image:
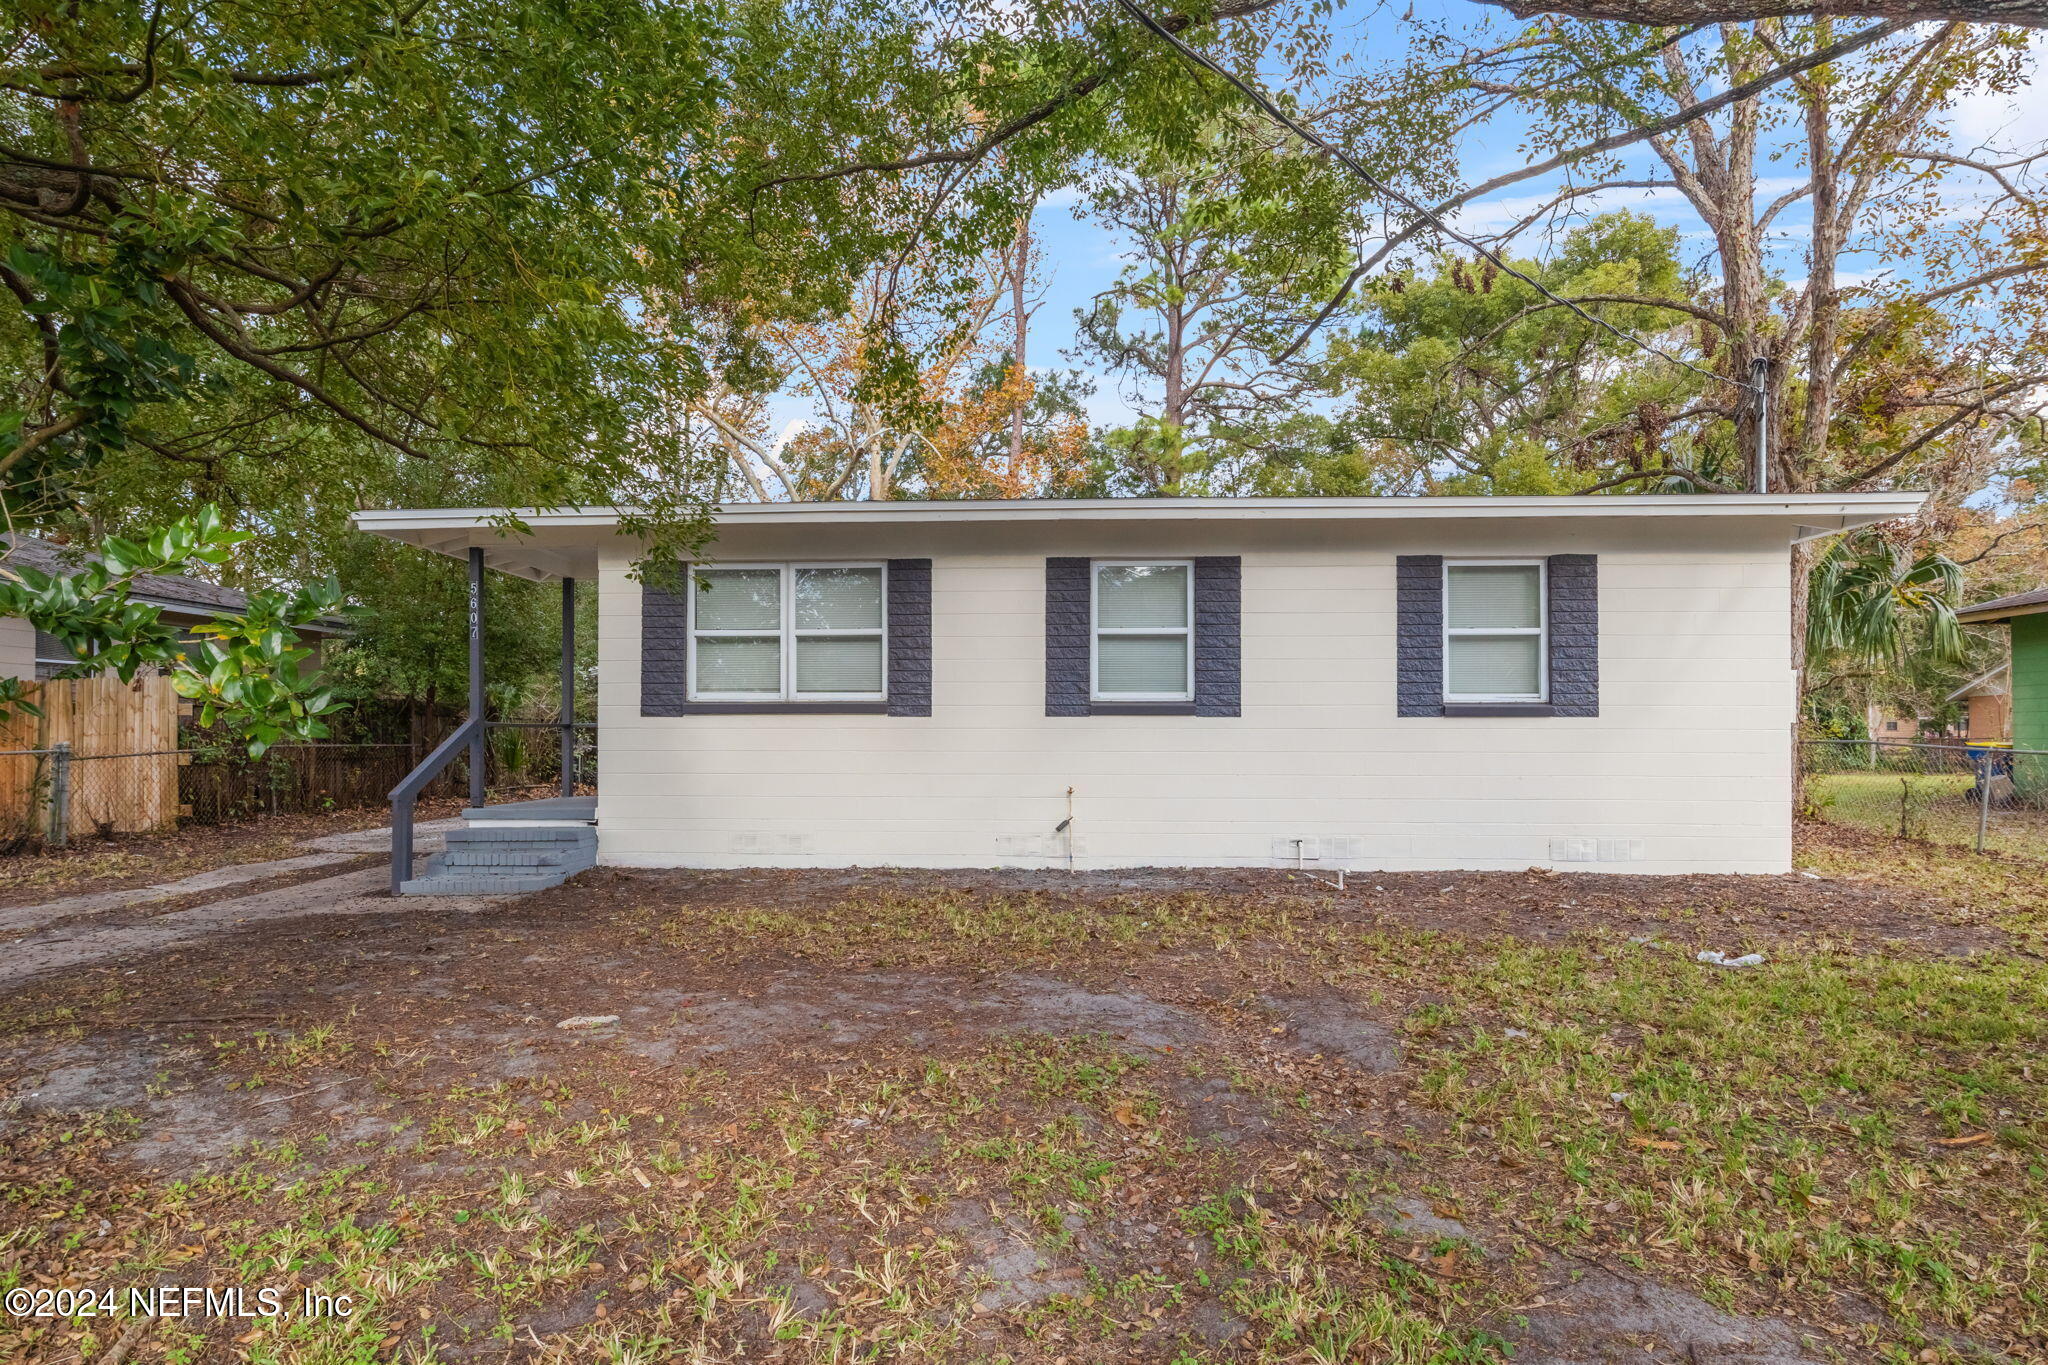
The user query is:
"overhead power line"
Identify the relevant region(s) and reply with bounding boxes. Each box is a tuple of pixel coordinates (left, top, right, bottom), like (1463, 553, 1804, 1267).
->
(1111, 0, 1760, 408)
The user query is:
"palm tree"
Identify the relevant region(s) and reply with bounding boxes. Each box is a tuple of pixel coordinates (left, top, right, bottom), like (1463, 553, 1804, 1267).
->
(1805, 532, 1965, 674)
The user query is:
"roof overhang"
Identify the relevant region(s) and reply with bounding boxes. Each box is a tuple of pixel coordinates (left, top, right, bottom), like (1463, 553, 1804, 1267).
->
(1958, 599, 2048, 625)
(352, 493, 1929, 583)
(1946, 662, 2010, 702)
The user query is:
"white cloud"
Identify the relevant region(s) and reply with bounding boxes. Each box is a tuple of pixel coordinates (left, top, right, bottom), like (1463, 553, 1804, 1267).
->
(1947, 34, 2048, 155)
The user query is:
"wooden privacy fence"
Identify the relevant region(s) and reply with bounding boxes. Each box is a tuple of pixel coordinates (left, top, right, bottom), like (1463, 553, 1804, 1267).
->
(0, 675, 181, 840)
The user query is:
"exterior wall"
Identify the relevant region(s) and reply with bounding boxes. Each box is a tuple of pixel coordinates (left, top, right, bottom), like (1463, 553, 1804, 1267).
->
(595, 518, 1797, 875)
(2014, 616, 2048, 752)
(0, 616, 34, 681)
(1965, 692, 2010, 742)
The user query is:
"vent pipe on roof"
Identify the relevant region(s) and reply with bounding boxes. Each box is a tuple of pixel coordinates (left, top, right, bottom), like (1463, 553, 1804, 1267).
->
(1750, 356, 1770, 495)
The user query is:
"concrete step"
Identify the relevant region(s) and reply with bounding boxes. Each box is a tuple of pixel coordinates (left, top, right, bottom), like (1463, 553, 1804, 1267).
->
(434, 848, 574, 869)
(399, 871, 569, 896)
(444, 825, 596, 846)
(422, 848, 594, 876)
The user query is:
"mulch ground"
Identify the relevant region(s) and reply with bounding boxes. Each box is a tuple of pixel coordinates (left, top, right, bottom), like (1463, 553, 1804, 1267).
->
(0, 798, 462, 910)
(0, 823, 2032, 1363)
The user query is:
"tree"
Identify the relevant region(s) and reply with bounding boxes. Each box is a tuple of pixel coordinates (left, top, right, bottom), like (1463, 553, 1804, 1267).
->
(687, 230, 1078, 501)
(1480, 0, 2048, 29)
(0, 507, 344, 753)
(918, 363, 1100, 499)
(1323, 17, 2048, 700)
(1806, 530, 1966, 669)
(1070, 119, 1359, 492)
(0, 0, 778, 550)
(1303, 213, 1715, 495)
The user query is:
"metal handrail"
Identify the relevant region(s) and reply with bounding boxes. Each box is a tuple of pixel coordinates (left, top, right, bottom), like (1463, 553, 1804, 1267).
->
(483, 720, 597, 728)
(387, 716, 484, 893)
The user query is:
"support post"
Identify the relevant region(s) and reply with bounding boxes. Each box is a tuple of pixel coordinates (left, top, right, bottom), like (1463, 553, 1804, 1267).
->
(46, 741, 70, 848)
(1750, 355, 1770, 494)
(560, 576, 576, 798)
(468, 546, 486, 810)
(1977, 750, 1993, 854)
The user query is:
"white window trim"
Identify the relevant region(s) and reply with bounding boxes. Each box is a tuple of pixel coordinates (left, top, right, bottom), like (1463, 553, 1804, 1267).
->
(1443, 558, 1548, 704)
(1090, 559, 1195, 703)
(687, 562, 888, 702)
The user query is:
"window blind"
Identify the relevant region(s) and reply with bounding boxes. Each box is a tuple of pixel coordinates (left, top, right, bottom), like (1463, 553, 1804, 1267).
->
(693, 569, 779, 630)
(796, 636, 884, 693)
(1098, 635, 1189, 695)
(1097, 564, 1188, 627)
(1446, 565, 1540, 629)
(795, 566, 883, 629)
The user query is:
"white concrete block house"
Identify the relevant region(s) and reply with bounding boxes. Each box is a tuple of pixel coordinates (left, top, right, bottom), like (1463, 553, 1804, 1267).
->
(358, 493, 1922, 887)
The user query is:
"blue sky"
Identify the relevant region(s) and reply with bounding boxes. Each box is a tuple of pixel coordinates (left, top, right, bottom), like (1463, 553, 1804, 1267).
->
(749, 6, 2043, 448)
(1012, 7, 2047, 429)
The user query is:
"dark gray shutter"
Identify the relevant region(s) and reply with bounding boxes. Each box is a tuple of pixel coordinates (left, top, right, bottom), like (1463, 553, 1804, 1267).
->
(1044, 557, 1092, 716)
(641, 562, 689, 717)
(1193, 556, 1241, 717)
(886, 558, 932, 716)
(1050, 556, 1238, 718)
(1547, 553, 1599, 717)
(1395, 555, 1445, 717)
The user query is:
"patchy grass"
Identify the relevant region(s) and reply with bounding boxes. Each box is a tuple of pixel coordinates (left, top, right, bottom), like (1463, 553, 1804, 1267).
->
(1, 844, 2042, 1362)
(1807, 770, 2048, 863)
(1411, 940, 2047, 1350)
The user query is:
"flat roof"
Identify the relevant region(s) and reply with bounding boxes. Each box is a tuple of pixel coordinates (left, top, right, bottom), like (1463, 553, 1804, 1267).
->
(354, 493, 1927, 582)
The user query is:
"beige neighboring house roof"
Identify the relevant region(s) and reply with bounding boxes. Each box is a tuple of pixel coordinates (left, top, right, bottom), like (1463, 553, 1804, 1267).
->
(1958, 586, 2048, 625)
(1947, 662, 2010, 702)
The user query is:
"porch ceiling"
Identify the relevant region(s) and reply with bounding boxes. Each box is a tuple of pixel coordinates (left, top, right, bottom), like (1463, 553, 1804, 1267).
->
(354, 513, 619, 582)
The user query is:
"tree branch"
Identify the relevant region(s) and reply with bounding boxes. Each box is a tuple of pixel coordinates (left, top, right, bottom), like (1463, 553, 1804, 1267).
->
(1277, 16, 1911, 362)
(750, 0, 1288, 197)
(1481, 0, 2048, 28)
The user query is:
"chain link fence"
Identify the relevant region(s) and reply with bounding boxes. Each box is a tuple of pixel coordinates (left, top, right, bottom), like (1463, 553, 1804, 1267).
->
(1802, 738, 2048, 860)
(0, 731, 597, 852)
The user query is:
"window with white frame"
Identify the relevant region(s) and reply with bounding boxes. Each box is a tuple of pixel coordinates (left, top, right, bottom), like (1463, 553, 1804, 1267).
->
(1091, 561, 1193, 701)
(688, 563, 886, 701)
(1443, 561, 1546, 702)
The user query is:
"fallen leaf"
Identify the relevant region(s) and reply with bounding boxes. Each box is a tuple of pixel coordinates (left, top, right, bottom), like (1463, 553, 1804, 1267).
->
(1932, 1132, 1992, 1147)
(1629, 1136, 1681, 1151)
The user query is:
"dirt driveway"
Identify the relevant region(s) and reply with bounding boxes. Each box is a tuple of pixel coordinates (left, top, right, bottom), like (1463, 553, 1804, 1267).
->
(0, 834, 2040, 1364)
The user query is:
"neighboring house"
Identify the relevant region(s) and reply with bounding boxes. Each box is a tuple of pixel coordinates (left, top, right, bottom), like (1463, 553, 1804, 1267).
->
(0, 534, 341, 681)
(1946, 663, 2011, 742)
(1958, 586, 2048, 751)
(1865, 705, 1932, 740)
(358, 492, 1921, 880)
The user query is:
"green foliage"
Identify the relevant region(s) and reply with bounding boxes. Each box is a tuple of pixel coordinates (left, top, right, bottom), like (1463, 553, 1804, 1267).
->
(1807, 532, 1966, 671)
(320, 542, 589, 717)
(1071, 113, 1360, 492)
(0, 507, 346, 753)
(1310, 214, 1727, 495)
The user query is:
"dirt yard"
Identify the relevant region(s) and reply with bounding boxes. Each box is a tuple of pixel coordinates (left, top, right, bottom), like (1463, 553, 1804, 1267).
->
(0, 825, 2042, 1363)
(0, 800, 467, 911)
